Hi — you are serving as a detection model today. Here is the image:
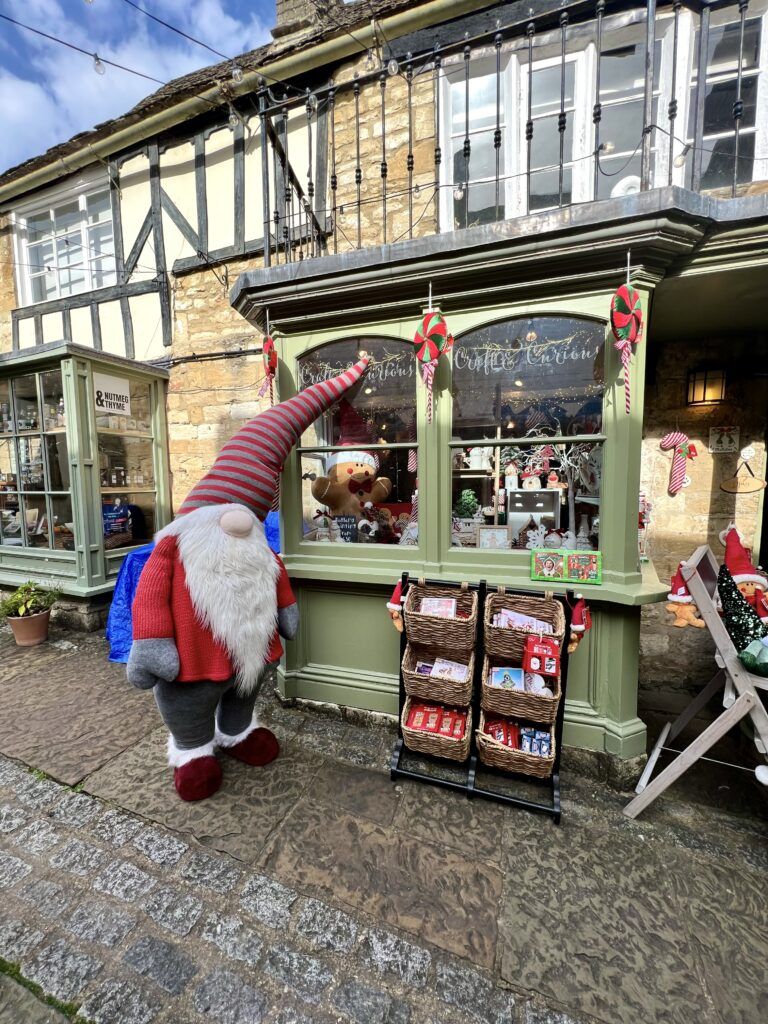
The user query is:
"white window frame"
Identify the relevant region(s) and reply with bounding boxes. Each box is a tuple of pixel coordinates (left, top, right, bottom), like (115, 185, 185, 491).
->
(11, 175, 117, 308)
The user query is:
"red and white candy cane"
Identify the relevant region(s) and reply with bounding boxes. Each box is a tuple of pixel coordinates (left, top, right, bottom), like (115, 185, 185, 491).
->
(660, 431, 697, 496)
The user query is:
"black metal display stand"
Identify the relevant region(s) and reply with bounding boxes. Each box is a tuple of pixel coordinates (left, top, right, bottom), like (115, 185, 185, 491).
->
(390, 573, 572, 824)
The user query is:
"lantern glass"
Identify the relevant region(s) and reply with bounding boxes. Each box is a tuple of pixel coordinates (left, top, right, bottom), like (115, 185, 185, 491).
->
(687, 369, 725, 405)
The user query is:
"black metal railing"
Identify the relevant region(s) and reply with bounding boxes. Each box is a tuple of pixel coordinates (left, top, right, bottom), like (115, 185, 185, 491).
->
(249, 0, 763, 267)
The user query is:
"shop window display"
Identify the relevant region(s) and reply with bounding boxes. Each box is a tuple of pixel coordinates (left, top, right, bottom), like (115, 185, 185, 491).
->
(297, 338, 418, 545)
(451, 316, 604, 551)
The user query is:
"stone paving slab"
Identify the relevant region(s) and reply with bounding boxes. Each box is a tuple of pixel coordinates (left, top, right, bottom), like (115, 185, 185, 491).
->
(0, 975, 68, 1024)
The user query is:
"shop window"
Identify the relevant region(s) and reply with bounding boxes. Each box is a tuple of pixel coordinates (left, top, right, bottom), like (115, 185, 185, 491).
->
(451, 316, 604, 551)
(97, 379, 156, 550)
(14, 186, 117, 306)
(0, 370, 73, 550)
(297, 338, 418, 545)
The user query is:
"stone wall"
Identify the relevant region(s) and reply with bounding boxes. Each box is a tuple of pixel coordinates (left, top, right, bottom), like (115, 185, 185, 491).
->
(0, 214, 16, 353)
(638, 336, 768, 721)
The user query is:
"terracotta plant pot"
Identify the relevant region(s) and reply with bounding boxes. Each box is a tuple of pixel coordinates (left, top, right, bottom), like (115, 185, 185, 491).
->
(7, 609, 51, 647)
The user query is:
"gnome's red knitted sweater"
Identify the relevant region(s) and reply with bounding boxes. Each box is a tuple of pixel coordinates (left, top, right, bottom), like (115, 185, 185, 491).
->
(132, 535, 295, 683)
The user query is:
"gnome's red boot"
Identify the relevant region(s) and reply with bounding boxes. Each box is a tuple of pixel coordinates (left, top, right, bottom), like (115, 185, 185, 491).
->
(217, 724, 280, 766)
(168, 739, 222, 802)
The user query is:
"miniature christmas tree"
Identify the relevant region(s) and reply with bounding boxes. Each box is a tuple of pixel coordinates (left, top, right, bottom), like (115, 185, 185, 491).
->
(718, 564, 768, 652)
(454, 489, 480, 519)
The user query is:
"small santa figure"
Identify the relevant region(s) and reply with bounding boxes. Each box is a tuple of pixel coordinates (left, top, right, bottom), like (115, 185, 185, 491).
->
(567, 593, 593, 652)
(720, 524, 768, 623)
(666, 562, 705, 628)
(127, 357, 371, 801)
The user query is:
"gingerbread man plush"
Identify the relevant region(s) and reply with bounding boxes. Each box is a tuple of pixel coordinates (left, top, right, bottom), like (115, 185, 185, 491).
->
(311, 399, 392, 520)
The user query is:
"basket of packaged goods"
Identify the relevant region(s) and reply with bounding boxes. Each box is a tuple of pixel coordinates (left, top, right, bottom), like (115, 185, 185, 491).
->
(402, 644, 474, 706)
(403, 579, 477, 651)
(401, 698, 472, 762)
(480, 654, 560, 723)
(484, 587, 565, 662)
(476, 711, 555, 778)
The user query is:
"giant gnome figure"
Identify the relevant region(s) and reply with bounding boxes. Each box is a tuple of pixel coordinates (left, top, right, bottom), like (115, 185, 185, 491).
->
(127, 357, 371, 801)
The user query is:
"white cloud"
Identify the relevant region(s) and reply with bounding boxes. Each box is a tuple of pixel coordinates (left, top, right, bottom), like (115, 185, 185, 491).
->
(0, 0, 272, 173)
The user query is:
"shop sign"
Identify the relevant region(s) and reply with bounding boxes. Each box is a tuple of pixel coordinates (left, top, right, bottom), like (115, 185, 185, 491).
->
(708, 426, 740, 454)
(335, 515, 359, 543)
(93, 372, 132, 416)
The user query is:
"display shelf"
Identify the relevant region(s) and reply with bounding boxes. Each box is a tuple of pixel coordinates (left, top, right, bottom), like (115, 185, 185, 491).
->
(390, 573, 572, 824)
(96, 428, 153, 438)
(100, 488, 155, 494)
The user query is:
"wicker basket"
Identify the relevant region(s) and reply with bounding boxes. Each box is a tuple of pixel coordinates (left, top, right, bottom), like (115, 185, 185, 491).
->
(484, 587, 566, 661)
(404, 580, 478, 651)
(480, 654, 560, 723)
(401, 697, 472, 762)
(476, 710, 555, 778)
(402, 644, 474, 706)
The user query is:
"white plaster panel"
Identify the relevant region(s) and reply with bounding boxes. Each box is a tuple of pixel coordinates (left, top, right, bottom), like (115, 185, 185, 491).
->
(42, 311, 64, 344)
(18, 317, 36, 349)
(69, 305, 94, 348)
(119, 154, 154, 283)
(205, 127, 235, 250)
(160, 141, 197, 263)
(98, 300, 125, 356)
(129, 290, 164, 362)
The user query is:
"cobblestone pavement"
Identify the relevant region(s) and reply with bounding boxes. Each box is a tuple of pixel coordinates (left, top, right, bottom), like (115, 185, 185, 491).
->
(0, 626, 767, 1024)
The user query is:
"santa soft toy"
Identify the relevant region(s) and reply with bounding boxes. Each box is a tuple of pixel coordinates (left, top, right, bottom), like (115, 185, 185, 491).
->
(720, 524, 768, 623)
(310, 398, 392, 520)
(127, 357, 370, 801)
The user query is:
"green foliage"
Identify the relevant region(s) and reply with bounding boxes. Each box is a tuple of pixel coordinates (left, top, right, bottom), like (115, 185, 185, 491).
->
(0, 581, 61, 619)
(453, 488, 480, 519)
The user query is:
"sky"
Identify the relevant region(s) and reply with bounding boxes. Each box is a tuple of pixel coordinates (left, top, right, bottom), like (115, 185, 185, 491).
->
(0, 0, 276, 174)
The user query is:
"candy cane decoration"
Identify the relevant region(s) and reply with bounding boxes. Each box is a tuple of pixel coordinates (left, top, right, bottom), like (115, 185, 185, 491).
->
(660, 431, 697, 496)
(413, 309, 453, 422)
(610, 284, 643, 415)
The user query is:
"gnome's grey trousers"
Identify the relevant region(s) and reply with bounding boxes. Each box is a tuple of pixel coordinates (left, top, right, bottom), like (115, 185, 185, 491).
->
(154, 662, 275, 751)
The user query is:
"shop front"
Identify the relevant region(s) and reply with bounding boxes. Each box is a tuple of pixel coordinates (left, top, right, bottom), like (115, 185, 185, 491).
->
(233, 227, 672, 767)
(0, 342, 170, 612)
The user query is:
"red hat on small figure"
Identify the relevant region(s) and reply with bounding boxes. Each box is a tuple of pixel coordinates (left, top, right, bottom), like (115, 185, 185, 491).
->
(666, 562, 705, 628)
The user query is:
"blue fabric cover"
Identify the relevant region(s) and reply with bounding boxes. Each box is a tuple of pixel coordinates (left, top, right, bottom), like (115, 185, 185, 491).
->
(106, 512, 282, 663)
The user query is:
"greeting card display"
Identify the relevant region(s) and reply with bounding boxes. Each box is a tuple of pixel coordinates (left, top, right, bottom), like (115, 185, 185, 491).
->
(530, 548, 602, 585)
(522, 635, 561, 677)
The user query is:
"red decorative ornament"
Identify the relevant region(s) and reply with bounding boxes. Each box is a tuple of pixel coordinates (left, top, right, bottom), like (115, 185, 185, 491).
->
(259, 336, 278, 404)
(413, 310, 453, 421)
(610, 283, 643, 415)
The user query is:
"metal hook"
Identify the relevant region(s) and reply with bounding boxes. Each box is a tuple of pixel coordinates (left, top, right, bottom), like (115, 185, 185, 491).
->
(266, 308, 270, 338)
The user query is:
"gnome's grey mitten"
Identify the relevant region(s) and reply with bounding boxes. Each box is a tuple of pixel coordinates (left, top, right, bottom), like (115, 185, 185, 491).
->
(127, 638, 180, 690)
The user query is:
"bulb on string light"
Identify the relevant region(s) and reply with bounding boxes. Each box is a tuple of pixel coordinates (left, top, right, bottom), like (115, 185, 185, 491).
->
(365, 50, 376, 71)
(673, 143, 691, 168)
(453, 184, 465, 201)
(93, 54, 106, 75)
(228, 108, 240, 128)
(387, 57, 399, 77)
(413, 183, 421, 197)
(231, 64, 244, 84)
(307, 93, 318, 111)
(514, 378, 524, 387)
(83, 0, 95, 4)
(600, 141, 615, 155)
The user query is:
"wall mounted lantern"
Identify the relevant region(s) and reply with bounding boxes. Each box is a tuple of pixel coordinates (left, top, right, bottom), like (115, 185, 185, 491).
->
(686, 368, 726, 406)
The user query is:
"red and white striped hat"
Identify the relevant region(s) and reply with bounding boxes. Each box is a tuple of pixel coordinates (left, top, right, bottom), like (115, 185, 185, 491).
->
(178, 357, 370, 520)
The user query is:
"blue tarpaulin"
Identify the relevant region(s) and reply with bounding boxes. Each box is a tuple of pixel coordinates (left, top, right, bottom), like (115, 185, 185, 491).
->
(106, 512, 282, 663)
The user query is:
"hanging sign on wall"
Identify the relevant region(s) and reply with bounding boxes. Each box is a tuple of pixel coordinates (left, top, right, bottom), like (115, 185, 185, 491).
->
(93, 372, 132, 416)
(709, 426, 740, 454)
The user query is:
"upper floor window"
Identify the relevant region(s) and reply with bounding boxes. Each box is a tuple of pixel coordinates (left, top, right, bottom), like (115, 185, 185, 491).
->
(14, 187, 117, 306)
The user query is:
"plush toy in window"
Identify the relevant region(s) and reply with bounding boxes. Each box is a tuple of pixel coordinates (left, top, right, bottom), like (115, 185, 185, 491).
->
(127, 358, 370, 802)
(311, 399, 392, 520)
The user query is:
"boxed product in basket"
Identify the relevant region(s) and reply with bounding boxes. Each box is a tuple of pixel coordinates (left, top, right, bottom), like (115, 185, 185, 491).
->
(476, 709, 555, 778)
(403, 580, 478, 652)
(481, 653, 560, 723)
(402, 643, 474, 706)
(401, 697, 472, 762)
(484, 587, 565, 662)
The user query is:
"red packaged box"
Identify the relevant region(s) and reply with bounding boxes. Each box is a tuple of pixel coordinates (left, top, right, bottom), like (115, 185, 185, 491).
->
(505, 721, 520, 749)
(522, 635, 561, 677)
(438, 710, 456, 736)
(406, 703, 439, 730)
(452, 714, 466, 739)
(484, 718, 508, 744)
(423, 707, 443, 733)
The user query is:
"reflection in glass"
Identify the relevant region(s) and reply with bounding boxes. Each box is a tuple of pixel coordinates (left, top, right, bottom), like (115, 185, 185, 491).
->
(0, 438, 17, 488)
(20, 495, 46, 545)
(451, 442, 601, 551)
(13, 375, 40, 431)
(98, 435, 155, 490)
(0, 492, 22, 546)
(49, 494, 75, 551)
(450, 72, 497, 132)
(18, 437, 45, 491)
(40, 370, 66, 431)
(0, 382, 11, 434)
(102, 493, 154, 549)
(45, 435, 70, 490)
(452, 317, 604, 440)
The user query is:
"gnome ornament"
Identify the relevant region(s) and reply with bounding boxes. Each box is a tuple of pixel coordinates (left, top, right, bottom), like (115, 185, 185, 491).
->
(127, 358, 371, 802)
(665, 562, 706, 628)
(567, 594, 593, 653)
(720, 524, 768, 623)
(386, 579, 406, 632)
(311, 399, 392, 520)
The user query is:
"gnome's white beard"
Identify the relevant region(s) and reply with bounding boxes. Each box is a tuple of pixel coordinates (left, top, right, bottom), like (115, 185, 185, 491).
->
(156, 504, 280, 693)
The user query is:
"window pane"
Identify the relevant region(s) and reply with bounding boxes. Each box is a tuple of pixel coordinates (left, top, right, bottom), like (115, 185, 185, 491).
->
(699, 132, 755, 189)
(451, 133, 497, 183)
(95, 379, 152, 433)
(13, 375, 40, 430)
(45, 435, 70, 490)
(22, 495, 46, 545)
(88, 221, 113, 258)
(40, 370, 66, 431)
(49, 494, 75, 551)
(28, 239, 54, 271)
(91, 256, 117, 289)
(0, 382, 13, 434)
(599, 99, 644, 156)
(297, 338, 416, 449)
(701, 75, 757, 135)
(451, 442, 602, 551)
(98, 435, 155, 490)
(56, 233, 84, 268)
(86, 191, 111, 224)
(27, 211, 52, 242)
(0, 493, 23, 546)
(301, 449, 418, 545)
(600, 41, 661, 99)
(529, 167, 572, 210)
(531, 64, 575, 117)
(0, 439, 17, 487)
(530, 115, 573, 170)
(451, 72, 498, 133)
(452, 316, 605, 440)
(58, 266, 87, 296)
(54, 201, 80, 234)
(31, 274, 56, 302)
(596, 153, 642, 199)
(705, 19, 761, 73)
(102, 493, 154, 549)
(453, 180, 500, 229)
(17, 436, 45, 490)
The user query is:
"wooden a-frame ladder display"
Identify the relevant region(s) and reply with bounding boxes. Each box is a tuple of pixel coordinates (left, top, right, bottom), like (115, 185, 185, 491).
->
(623, 545, 768, 819)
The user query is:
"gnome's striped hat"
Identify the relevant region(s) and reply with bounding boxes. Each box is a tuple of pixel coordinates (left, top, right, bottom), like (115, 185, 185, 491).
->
(178, 357, 370, 520)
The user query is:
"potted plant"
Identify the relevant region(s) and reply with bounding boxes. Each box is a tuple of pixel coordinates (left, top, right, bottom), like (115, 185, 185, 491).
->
(0, 581, 61, 647)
